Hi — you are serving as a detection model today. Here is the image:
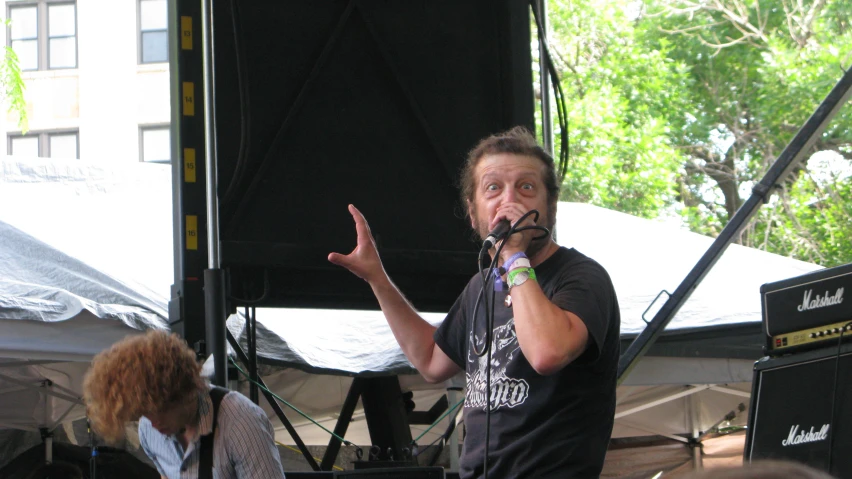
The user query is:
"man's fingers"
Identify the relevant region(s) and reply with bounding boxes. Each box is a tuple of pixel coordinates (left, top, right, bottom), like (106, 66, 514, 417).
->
(327, 252, 347, 267)
(349, 204, 367, 228)
(349, 205, 370, 243)
(348, 204, 377, 247)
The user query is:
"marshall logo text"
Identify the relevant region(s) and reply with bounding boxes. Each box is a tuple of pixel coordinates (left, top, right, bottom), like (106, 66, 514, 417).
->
(797, 287, 844, 312)
(781, 424, 830, 446)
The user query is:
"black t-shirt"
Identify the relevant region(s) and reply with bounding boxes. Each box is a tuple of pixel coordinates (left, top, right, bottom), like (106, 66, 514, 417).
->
(434, 247, 620, 479)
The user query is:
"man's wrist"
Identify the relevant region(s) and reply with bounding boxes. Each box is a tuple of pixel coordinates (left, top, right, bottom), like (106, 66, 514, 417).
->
(368, 271, 394, 293)
(507, 267, 536, 290)
(499, 248, 526, 265)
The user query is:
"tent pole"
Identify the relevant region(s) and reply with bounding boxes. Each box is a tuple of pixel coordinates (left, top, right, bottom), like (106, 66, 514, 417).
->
(615, 385, 711, 419)
(201, 0, 227, 388)
(617, 66, 852, 383)
(46, 435, 53, 464)
(693, 441, 702, 472)
(689, 395, 702, 472)
(448, 388, 461, 471)
(0, 374, 82, 404)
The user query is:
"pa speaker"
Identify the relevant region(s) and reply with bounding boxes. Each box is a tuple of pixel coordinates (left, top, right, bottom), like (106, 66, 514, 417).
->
(745, 342, 852, 476)
(210, 0, 534, 311)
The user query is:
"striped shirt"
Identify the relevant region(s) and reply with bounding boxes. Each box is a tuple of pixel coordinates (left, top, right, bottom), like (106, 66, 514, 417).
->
(139, 387, 285, 479)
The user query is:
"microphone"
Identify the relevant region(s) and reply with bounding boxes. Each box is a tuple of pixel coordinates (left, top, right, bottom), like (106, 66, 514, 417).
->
(482, 220, 511, 250)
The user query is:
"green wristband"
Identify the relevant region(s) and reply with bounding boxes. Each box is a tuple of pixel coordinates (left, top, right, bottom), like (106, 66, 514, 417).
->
(507, 267, 536, 290)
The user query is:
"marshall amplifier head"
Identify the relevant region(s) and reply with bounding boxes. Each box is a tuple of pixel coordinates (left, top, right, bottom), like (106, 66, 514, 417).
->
(761, 263, 852, 355)
(745, 343, 852, 477)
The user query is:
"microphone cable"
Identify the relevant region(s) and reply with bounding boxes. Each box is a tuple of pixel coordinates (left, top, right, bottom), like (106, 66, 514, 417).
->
(470, 210, 550, 479)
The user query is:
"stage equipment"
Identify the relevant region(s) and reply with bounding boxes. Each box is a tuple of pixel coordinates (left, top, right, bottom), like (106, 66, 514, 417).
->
(170, 0, 535, 334)
(761, 263, 852, 355)
(745, 342, 852, 476)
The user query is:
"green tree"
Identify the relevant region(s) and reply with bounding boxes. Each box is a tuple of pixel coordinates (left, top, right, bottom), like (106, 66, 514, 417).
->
(2, 18, 28, 132)
(540, 0, 692, 218)
(545, 0, 852, 266)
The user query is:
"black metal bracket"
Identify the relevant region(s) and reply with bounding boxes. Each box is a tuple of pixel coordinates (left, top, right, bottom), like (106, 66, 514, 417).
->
(226, 330, 320, 471)
(407, 394, 449, 425)
(321, 378, 364, 471)
(360, 377, 414, 462)
(641, 290, 671, 325)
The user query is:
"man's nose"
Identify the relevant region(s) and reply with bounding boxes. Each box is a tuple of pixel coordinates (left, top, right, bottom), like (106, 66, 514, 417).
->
(502, 187, 518, 203)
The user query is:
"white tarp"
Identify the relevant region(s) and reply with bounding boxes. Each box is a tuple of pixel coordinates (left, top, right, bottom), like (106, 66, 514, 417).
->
(0, 219, 168, 432)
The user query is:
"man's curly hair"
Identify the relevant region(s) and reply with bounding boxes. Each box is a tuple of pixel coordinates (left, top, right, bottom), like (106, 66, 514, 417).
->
(84, 330, 206, 443)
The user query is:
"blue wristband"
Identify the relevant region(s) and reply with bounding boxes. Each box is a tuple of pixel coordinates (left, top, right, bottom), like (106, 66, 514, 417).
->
(503, 252, 528, 271)
(492, 268, 505, 291)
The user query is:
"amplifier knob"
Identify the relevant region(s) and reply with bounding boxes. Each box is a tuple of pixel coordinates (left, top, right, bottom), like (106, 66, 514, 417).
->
(817, 331, 825, 337)
(809, 333, 817, 338)
(833, 328, 840, 334)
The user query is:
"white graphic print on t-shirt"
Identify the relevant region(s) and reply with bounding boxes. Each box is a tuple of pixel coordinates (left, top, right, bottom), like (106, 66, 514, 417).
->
(465, 317, 530, 410)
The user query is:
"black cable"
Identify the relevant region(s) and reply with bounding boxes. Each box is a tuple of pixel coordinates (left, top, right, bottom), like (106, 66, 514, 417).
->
(530, 0, 570, 180)
(228, 357, 357, 448)
(827, 320, 852, 474)
(469, 211, 550, 479)
(484, 278, 496, 479)
(472, 210, 549, 357)
(222, 0, 251, 208)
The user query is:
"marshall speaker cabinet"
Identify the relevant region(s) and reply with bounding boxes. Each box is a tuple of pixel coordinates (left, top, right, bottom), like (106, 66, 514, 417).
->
(761, 263, 852, 355)
(745, 342, 852, 476)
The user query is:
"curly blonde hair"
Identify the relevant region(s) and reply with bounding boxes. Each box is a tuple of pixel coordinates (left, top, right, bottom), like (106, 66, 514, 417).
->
(84, 330, 206, 442)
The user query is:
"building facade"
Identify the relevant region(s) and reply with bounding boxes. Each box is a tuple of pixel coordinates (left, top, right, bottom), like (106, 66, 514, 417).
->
(3, 0, 171, 163)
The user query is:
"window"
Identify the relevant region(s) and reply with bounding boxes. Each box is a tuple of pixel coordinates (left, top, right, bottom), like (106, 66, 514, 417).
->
(10, 135, 38, 157)
(9, 5, 37, 70)
(7, 0, 77, 71)
(139, 0, 168, 64)
(140, 126, 170, 163)
(8, 130, 79, 158)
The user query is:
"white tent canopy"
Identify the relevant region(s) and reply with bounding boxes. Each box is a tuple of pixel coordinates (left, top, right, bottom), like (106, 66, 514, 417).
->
(0, 157, 823, 473)
(0, 219, 168, 434)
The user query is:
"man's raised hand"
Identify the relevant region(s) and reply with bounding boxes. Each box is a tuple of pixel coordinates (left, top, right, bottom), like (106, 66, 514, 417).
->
(327, 204, 386, 285)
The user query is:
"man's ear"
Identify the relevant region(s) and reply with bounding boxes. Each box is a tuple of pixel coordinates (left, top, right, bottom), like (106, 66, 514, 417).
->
(466, 199, 475, 229)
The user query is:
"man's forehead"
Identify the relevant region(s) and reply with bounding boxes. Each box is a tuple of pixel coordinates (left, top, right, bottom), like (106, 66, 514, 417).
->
(474, 153, 546, 179)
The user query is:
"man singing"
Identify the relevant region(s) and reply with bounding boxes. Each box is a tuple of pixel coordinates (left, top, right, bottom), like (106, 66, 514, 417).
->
(84, 331, 285, 478)
(329, 127, 620, 478)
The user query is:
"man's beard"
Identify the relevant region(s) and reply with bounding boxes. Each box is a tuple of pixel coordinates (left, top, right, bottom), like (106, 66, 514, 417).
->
(473, 203, 556, 259)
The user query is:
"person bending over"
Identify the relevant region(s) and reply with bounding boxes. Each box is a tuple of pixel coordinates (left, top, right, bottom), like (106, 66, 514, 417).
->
(84, 330, 284, 479)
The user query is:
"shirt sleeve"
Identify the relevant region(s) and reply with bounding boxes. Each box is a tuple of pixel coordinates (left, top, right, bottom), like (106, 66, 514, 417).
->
(433, 279, 475, 369)
(219, 392, 285, 478)
(547, 260, 614, 364)
(138, 417, 168, 477)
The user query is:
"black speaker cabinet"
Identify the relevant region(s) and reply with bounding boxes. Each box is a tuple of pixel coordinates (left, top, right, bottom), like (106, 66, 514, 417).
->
(206, 0, 534, 312)
(745, 342, 852, 476)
